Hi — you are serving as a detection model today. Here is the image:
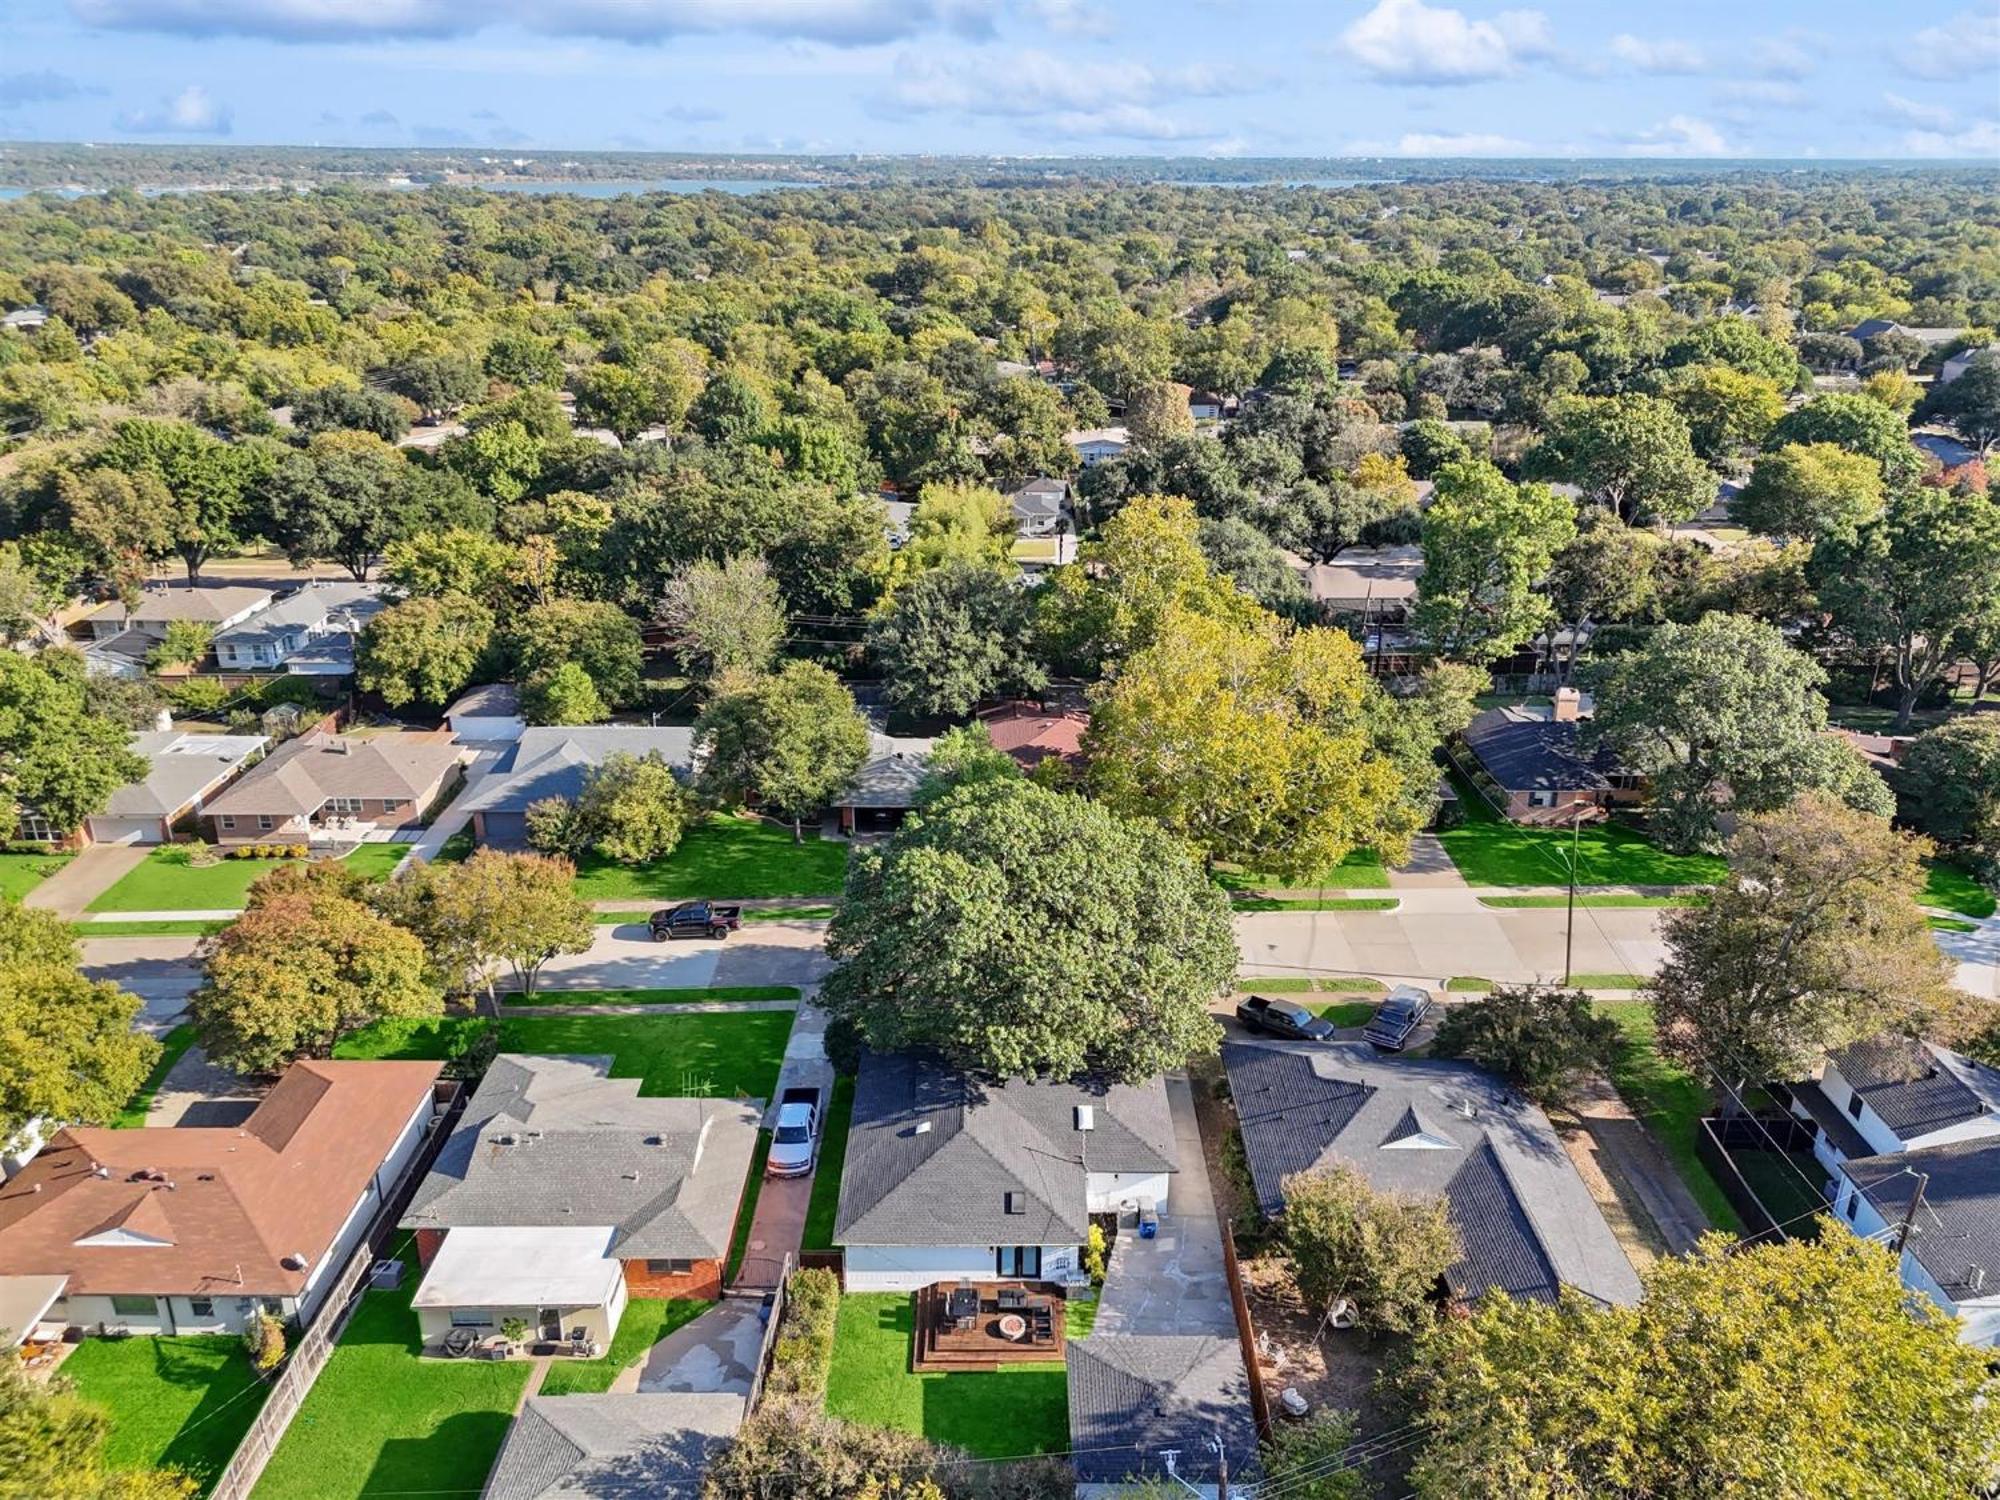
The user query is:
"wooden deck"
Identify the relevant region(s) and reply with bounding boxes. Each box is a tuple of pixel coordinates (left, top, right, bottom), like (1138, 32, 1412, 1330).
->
(912, 1281, 1065, 1371)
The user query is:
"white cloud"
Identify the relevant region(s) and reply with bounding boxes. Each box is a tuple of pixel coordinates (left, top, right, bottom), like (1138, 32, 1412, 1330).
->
(1349, 129, 1532, 155)
(1748, 29, 1826, 80)
(882, 48, 1253, 121)
(1621, 114, 1731, 157)
(1023, 0, 1109, 38)
(0, 69, 97, 109)
(1898, 9, 2000, 79)
(69, 0, 999, 46)
(1902, 120, 2000, 157)
(114, 82, 231, 133)
(1335, 0, 1554, 86)
(1609, 34, 1705, 74)
(1713, 80, 1807, 108)
(1879, 92, 1955, 130)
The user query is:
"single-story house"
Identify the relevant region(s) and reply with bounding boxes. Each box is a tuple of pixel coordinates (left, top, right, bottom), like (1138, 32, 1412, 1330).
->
(980, 701, 1089, 773)
(1458, 690, 1642, 824)
(0, 1059, 442, 1338)
(2, 306, 49, 332)
(833, 1050, 1178, 1293)
(1941, 347, 1997, 386)
(1187, 391, 1236, 422)
(447, 682, 527, 743)
(1298, 545, 1424, 622)
(401, 1055, 761, 1349)
(830, 732, 934, 835)
(482, 1393, 745, 1500)
(202, 729, 464, 845)
(1848, 318, 1965, 350)
(1065, 427, 1130, 467)
(461, 726, 696, 850)
(1006, 477, 1072, 538)
(213, 581, 387, 675)
(1224, 1038, 1642, 1309)
(83, 729, 269, 845)
(1067, 1335, 1258, 1496)
(1781, 1033, 2000, 1345)
(78, 585, 276, 679)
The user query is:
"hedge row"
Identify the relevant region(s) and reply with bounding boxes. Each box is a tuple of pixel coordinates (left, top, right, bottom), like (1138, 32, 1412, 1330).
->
(764, 1265, 840, 1402)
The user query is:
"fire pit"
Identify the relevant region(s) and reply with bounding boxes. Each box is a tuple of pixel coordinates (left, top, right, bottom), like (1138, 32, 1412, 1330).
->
(997, 1314, 1028, 1341)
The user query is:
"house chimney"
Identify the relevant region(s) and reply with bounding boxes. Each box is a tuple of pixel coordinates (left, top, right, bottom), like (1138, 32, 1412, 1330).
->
(1552, 687, 1581, 723)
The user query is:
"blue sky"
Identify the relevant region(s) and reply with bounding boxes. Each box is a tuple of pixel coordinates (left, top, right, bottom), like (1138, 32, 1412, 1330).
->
(3, 0, 1997, 159)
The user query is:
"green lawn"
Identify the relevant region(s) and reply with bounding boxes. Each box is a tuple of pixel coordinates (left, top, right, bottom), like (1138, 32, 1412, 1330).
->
(824, 1295, 1067, 1459)
(88, 843, 408, 913)
(1570, 973, 1649, 990)
(1594, 1001, 1745, 1237)
(535, 1299, 707, 1396)
(63, 1335, 268, 1494)
(1479, 893, 1706, 909)
(77, 919, 234, 937)
(1923, 859, 1996, 919)
(252, 1246, 530, 1500)
(1065, 1299, 1099, 1339)
(1732, 1149, 1828, 1241)
(1234, 976, 1388, 995)
(334, 1013, 495, 1063)
(725, 1131, 772, 1281)
(1229, 896, 1399, 912)
(115, 1022, 199, 1128)
(570, 815, 849, 902)
(1213, 847, 1390, 892)
(1307, 1001, 1378, 1027)
(1931, 915, 1980, 934)
(802, 1073, 856, 1252)
(1437, 774, 1728, 889)
(509, 985, 800, 1008)
(0, 849, 71, 901)
(1445, 976, 1496, 992)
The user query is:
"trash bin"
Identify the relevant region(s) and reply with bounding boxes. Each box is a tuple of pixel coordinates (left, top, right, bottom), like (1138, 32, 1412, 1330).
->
(1138, 1200, 1159, 1239)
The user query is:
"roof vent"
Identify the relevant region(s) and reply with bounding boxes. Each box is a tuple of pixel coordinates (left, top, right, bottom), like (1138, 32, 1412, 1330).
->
(914, 1121, 932, 1135)
(91, 1166, 110, 1180)
(493, 1133, 520, 1146)
(1005, 1191, 1025, 1215)
(1074, 1105, 1094, 1133)
(281, 1252, 310, 1271)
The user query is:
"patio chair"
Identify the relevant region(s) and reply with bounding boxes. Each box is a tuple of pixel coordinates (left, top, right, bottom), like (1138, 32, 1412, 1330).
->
(996, 1287, 1026, 1311)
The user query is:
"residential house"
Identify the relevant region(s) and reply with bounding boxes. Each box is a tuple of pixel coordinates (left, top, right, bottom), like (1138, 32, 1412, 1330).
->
(1458, 689, 1641, 824)
(1006, 477, 1072, 538)
(447, 682, 527, 743)
(1848, 318, 1965, 349)
(202, 729, 464, 845)
(213, 581, 387, 675)
(401, 1055, 761, 1349)
(1780, 1033, 2000, 1344)
(1187, 391, 1235, 422)
(1, 306, 49, 332)
(1224, 1039, 1642, 1309)
(77, 585, 275, 679)
(1065, 427, 1131, 467)
(979, 701, 1089, 774)
(82, 728, 268, 845)
(1941, 346, 1997, 386)
(461, 726, 696, 849)
(1297, 545, 1425, 624)
(481, 1393, 745, 1500)
(830, 734, 934, 835)
(0, 1060, 442, 1339)
(1067, 1335, 1258, 1497)
(833, 1050, 1178, 1293)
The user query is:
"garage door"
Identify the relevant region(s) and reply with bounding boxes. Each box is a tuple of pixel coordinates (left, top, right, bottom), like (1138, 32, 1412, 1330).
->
(86, 816, 164, 846)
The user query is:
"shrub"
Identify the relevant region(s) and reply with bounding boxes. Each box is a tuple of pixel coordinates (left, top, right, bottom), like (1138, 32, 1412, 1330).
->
(764, 1266, 840, 1402)
(1084, 1222, 1108, 1285)
(703, 1401, 952, 1500)
(287, 844, 308, 859)
(168, 677, 233, 715)
(1280, 1163, 1460, 1337)
(243, 1311, 286, 1374)
(1432, 985, 1622, 1108)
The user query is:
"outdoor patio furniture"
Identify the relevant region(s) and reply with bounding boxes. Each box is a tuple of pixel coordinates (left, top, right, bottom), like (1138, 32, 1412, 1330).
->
(996, 1287, 1026, 1311)
(996, 1314, 1027, 1341)
(946, 1287, 980, 1331)
(442, 1328, 477, 1358)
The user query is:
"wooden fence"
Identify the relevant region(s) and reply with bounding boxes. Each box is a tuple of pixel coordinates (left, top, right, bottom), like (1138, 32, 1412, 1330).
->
(1219, 1221, 1273, 1441)
(741, 1253, 793, 1415)
(796, 1248, 845, 1289)
(205, 1083, 465, 1500)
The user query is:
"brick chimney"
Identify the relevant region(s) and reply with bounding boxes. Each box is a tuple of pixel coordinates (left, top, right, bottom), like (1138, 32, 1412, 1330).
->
(1552, 686, 1581, 723)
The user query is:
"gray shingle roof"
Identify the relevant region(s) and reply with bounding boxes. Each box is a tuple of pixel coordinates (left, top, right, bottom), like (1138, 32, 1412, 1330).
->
(1462, 707, 1623, 794)
(1066, 1335, 1258, 1485)
(482, 1393, 743, 1500)
(463, 727, 697, 814)
(1851, 1138, 2000, 1301)
(102, 731, 268, 819)
(1785, 1078, 1876, 1161)
(834, 1052, 1176, 1249)
(1830, 1034, 1998, 1142)
(212, 581, 386, 649)
(1223, 1040, 1641, 1308)
(403, 1056, 761, 1261)
(449, 681, 522, 718)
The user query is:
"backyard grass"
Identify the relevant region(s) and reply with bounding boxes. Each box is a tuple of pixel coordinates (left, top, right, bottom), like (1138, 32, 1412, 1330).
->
(0, 848, 71, 900)
(509, 985, 801, 1007)
(802, 1073, 856, 1252)
(534, 1299, 706, 1396)
(1593, 1001, 1745, 1237)
(1731, 1148, 1829, 1241)
(1065, 1299, 1099, 1339)
(1437, 774, 1728, 889)
(88, 843, 407, 913)
(251, 1245, 530, 1500)
(569, 814, 849, 902)
(63, 1334, 268, 1494)
(77, 918, 233, 937)
(114, 1022, 198, 1128)
(1213, 847, 1390, 892)
(824, 1294, 1068, 1459)
(1923, 858, 1996, 919)
(725, 1132, 772, 1281)
(1479, 893, 1706, 909)
(1229, 896, 1399, 912)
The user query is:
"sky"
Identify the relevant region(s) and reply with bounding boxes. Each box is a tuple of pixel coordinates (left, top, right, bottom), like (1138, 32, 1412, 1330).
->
(1, 0, 1997, 161)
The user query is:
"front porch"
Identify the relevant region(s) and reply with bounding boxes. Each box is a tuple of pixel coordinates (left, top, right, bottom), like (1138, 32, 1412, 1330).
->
(911, 1280, 1066, 1371)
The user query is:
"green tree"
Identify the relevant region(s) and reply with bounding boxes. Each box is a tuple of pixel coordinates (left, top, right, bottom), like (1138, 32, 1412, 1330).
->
(58, 468, 175, 597)
(264, 432, 481, 581)
(1526, 394, 1714, 524)
(1587, 613, 1891, 852)
(1433, 986, 1621, 1107)
(1894, 716, 2000, 878)
(382, 527, 514, 601)
(695, 662, 871, 840)
(0, 652, 147, 839)
(866, 561, 1046, 719)
(1765, 392, 1923, 485)
(1412, 460, 1576, 664)
(1258, 1411, 1366, 1500)
(95, 418, 266, 583)
(822, 778, 1236, 1082)
(571, 362, 661, 444)
(1403, 1232, 2000, 1500)
(0, 1346, 197, 1500)
(1124, 379, 1195, 448)
(1279, 1164, 1461, 1337)
(1544, 511, 1656, 684)
(539, 752, 692, 866)
(521, 661, 606, 726)
(1810, 486, 2000, 730)
(397, 849, 594, 1000)
(380, 353, 482, 422)
(1918, 352, 2000, 453)
(1657, 362, 1786, 464)
(687, 370, 772, 444)
(1650, 792, 1956, 1088)
(510, 599, 644, 708)
(194, 881, 440, 1072)
(658, 555, 786, 687)
(291, 383, 412, 442)
(145, 619, 211, 671)
(894, 480, 1016, 578)
(1732, 441, 1885, 543)
(356, 593, 494, 709)
(1399, 417, 1473, 478)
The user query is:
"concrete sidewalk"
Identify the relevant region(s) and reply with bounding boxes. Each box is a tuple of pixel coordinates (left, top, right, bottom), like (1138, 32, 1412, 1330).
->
(396, 744, 508, 871)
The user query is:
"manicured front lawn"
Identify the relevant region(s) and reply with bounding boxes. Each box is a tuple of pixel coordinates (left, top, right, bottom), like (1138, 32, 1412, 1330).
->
(1594, 1001, 1745, 1236)
(0, 849, 71, 900)
(1213, 847, 1390, 892)
(1234, 976, 1388, 995)
(825, 1294, 1068, 1459)
(510, 985, 800, 1007)
(570, 815, 849, 902)
(114, 1022, 198, 1128)
(252, 1247, 529, 1500)
(334, 1013, 495, 1063)
(1437, 775, 1728, 889)
(802, 1072, 856, 1252)
(63, 1335, 268, 1494)
(1308, 1001, 1378, 1027)
(535, 1298, 707, 1396)
(1923, 858, 1996, 919)
(88, 843, 407, 913)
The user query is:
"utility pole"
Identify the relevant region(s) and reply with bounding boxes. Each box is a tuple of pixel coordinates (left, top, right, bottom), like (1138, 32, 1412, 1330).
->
(1211, 1430, 1230, 1498)
(1563, 804, 1581, 985)
(1890, 1170, 1930, 1255)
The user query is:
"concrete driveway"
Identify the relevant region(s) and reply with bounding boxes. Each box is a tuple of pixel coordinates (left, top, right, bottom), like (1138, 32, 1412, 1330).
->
(630, 1297, 768, 1396)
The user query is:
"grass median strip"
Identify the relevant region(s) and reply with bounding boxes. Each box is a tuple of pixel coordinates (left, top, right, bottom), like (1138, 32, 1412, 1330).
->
(1235, 975, 1389, 995)
(114, 1022, 198, 1128)
(802, 1072, 855, 1252)
(1230, 896, 1399, 912)
(1479, 893, 1706, 909)
(510, 985, 801, 1007)
(77, 918, 233, 937)
(725, 1131, 772, 1282)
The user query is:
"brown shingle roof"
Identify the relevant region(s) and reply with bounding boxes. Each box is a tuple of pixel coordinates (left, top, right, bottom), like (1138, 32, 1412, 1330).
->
(980, 703, 1088, 771)
(204, 731, 462, 818)
(0, 1059, 440, 1297)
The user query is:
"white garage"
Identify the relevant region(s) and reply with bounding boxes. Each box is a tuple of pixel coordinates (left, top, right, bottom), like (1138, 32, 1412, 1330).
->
(447, 682, 526, 743)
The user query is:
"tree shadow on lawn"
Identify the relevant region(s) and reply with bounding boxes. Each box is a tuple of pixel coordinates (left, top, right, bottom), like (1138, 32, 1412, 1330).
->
(359, 1410, 519, 1500)
(76, 1336, 265, 1484)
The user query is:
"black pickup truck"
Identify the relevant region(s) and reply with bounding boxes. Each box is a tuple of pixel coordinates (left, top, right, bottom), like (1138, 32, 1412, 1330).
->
(648, 901, 743, 941)
(1235, 995, 1337, 1042)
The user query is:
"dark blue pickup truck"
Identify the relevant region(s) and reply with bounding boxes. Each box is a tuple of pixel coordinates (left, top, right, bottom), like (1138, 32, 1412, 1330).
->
(648, 901, 743, 941)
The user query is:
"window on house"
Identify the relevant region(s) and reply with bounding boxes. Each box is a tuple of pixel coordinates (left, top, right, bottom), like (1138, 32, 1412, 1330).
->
(1847, 1091, 1864, 1120)
(1844, 1192, 1860, 1222)
(17, 813, 59, 842)
(327, 798, 364, 815)
(645, 1259, 693, 1275)
(257, 816, 274, 832)
(1527, 790, 1557, 809)
(188, 1298, 214, 1318)
(450, 1309, 492, 1328)
(110, 1295, 156, 1317)
(996, 1246, 1041, 1278)
(220, 816, 236, 832)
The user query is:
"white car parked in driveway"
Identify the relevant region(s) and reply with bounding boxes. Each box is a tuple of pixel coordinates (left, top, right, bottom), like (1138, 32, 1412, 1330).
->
(767, 1086, 823, 1177)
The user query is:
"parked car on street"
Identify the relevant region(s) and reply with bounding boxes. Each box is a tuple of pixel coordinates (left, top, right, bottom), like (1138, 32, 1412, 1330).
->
(1363, 985, 1435, 1051)
(768, 1085, 823, 1177)
(649, 901, 742, 941)
(1235, 995, 1336, 1042)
